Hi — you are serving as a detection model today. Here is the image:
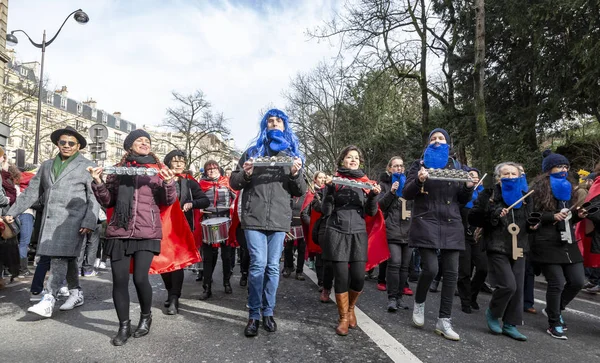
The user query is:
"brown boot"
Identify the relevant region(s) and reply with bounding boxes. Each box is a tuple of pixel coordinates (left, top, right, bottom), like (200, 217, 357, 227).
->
(348, 290, 362, 329)
(335, 293, 349, 336)
(320, 288, 331, 303)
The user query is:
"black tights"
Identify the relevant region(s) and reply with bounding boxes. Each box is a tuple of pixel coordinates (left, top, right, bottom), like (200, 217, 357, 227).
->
(161, 269, 184, 298)
(111, 250, 154, 322)
(333, 261, 366, 293)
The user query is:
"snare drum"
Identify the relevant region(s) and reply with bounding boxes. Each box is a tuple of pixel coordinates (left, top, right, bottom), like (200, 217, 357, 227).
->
(287, 226, 304, 240)
(201, 217, 231, 244)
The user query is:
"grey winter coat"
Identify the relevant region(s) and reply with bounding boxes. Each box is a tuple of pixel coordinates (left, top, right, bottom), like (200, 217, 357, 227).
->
(8, 153, 99, 257)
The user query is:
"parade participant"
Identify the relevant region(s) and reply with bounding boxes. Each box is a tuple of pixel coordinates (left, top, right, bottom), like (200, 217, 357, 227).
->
(403, 128, 477, 341)
(283, 193, 307, 280)
(529, 150, 585, 339)
(377, 156, 412, 311)
(198, 159, 236, 300)
(0, 150, 18, 284)
(230, 108, 306, 337)
(89, 129, 177, 346)
(5, 127, 99, 317)
(457, 167, 488, 314)
(321, 145, 381, 336)
(160, 150, 209, 313)
(469, 162, 532, 341)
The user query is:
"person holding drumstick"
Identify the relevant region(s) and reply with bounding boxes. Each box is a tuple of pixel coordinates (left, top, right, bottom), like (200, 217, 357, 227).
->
(160, 150, 209, 313)
(230, 108, 306, 337)
(403, 128, 477, 341)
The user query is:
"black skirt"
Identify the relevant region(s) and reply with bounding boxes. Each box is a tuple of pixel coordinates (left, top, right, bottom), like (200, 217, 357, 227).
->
(321, 229, 368, 262)
(103, 239, 161, 261)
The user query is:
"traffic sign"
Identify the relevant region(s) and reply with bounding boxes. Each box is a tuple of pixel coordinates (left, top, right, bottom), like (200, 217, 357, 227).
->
(89, 123, 109, 143)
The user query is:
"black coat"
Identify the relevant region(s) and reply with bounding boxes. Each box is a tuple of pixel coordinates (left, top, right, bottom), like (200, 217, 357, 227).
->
(377, 172, 411, 244)
(468, 185, 532, 256)
(585, 194, 600, 254)
(177, 178, 210, 230)
(229, 150, 306, 232)
(291, 194, 307, 227)
(322, 183, 378, 234)
(402, 159, 473, 250)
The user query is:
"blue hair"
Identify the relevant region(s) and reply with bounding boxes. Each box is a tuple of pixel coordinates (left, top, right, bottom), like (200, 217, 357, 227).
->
(247, 108, 304, 161)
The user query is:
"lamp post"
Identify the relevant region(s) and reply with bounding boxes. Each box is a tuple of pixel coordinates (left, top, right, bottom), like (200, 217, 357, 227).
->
(6, 9, 89, 164)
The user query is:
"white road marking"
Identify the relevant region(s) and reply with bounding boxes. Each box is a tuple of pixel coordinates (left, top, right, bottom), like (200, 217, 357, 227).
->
(303, 267, 423, 363)
(533, 298, 600, 321)
(534, 287, 600, 308)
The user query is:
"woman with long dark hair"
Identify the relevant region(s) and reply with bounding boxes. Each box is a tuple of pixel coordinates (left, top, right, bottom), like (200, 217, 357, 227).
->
(403, 128, 477, 341)
(529, 150, 585, 339)
(321, 145, 381, 336)
(89, 130, 176, 346)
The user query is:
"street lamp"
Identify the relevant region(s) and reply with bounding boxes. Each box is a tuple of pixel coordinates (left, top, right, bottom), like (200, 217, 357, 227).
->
(6, 9, 89, 164)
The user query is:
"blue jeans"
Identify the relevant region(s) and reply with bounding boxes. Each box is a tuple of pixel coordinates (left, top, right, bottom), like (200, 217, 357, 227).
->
(31, 255, 51, 294)
(18, 214, 34, 259)
(244, 230, 285, 320)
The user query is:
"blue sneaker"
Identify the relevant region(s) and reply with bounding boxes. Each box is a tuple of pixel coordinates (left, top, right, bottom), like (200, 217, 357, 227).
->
(502, 324, 527, 341)
(542, 308, 568, 331)
(547, 325, 567, 340)
(486, 308, 502, 334)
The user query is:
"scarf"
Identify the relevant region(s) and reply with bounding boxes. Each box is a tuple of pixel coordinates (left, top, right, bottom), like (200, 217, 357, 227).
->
(52, 152, 79, 179)
(199, 176, 233, 208)
(465, 185, 484, 209)
(519, 173, 529, 193)
(114, 154, 157, 229)
(501, 178, 524, 209)
(267, 129, 290, 153)
(336, 167, 374, 194)
(423, 143, 450, 169)
(391, 172, 406, 197)
(549, 171, 572, 202)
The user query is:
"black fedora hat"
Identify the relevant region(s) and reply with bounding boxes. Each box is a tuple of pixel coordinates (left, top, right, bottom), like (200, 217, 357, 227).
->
(50, 126, 87, 149)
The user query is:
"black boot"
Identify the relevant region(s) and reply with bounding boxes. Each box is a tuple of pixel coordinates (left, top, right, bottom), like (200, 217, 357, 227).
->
(166, 295, 179, 315)
(224, 280, 232, 294)
(133, 313, 152, 338)
(199, 284, 212, 300)
(240, 273, 248, 287)
(111, 320, 132, 346)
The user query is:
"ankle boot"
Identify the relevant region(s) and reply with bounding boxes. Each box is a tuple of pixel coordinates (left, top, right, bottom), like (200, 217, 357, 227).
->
(320, 288, 331, 303)
(111, 320, 132, 346)
(335, 292, 349, 336)
(133, 313, 152, 338)
(166, 295, 179, 315)
(224, 280, 232, 294)
(199, 284, 212, 300)
(347, 290, 362, 329)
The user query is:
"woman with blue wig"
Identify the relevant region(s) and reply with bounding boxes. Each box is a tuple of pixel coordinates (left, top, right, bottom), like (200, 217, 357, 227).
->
(229, 108, 306, 337)
(402, 128, 478, 341)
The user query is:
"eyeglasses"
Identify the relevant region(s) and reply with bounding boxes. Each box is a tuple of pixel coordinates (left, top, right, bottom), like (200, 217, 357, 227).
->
(555, 165, 570, 170)
(206, 167, 219, 172)
(58, 140, 78, 147)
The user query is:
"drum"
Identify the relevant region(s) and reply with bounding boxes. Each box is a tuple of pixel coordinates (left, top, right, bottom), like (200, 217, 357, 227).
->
(201, 217, 231, 244)
(288, 226, 304, 240)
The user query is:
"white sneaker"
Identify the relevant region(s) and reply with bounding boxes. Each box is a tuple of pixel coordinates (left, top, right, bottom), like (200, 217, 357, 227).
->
(98, 261, 108, 269)
(60, 289, 84, 311)
(57, 286, 70, 297)
(93, 258, 101, 269)
(413, 302, 425, 327)
(28, 294, 55, 318)
(435, 318, 460, 341)
(30, 289, 48, 302)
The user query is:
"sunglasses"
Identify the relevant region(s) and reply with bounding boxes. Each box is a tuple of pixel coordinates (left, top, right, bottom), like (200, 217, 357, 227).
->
(58, 140, 78, 147)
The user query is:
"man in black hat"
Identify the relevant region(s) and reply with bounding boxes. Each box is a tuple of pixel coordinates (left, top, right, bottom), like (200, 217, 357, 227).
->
(5, 126, 99, 318)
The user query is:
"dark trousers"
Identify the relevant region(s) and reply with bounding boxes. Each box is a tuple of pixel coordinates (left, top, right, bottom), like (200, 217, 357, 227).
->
(387, 244, 412, 299)
(78, 223, 101, 274)
(111, 250, 154, 322)
(487, 252, 525, 326)
(284, 237, 306, 273)
(333, 261, 366, 293)
(315, 254, 334, 289)
(30, 255, 51, 293)
(202, 243, 231, 286)
(540, 262, 585, 326)
(378, 260, 388, 284)
(415, 248, 459, 318)
(457, 241, 488, 307)
(523, 254, 536, 309)
(161, 269, 184, 298)
(236, 227, 249, 275)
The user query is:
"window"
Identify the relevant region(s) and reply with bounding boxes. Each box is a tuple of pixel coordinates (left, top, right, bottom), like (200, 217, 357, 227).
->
(19, 137, 26, 148)
(91, 109, 97, 120)
(76, 120, 84, 130)
(77, 103, 83, 115)
(24, 101, 30, 112)
(3, 74, 8, 85)
(7, 137, 13, 146)
(102, 112, 107, 123)
(114, 133, 122, 143)
(46, 92, 53, 104)
(127, 123, 132, 132)
(116, 149, 123, 157)
(23, 117, 31, 129)
(2, 93, 13, 105)
(114, 120, 120, 129)
(46, 110, 53, 121)
(20, 67, 27, 77)
(60, 97, 67, 109)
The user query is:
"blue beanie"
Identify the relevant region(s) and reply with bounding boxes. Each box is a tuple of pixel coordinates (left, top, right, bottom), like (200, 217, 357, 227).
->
(429, 128, 451, 144)
(541, 149, 569, 173)
(124, 129, 151, 151)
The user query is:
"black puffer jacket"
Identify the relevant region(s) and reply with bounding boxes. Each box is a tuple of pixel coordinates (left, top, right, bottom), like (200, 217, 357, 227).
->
(377, 172, 411, 244)
(229, 150, 306, 232)
(402, 159, 473, 250)
(468, 184, 532, 255)
(322, 183, 378, 234)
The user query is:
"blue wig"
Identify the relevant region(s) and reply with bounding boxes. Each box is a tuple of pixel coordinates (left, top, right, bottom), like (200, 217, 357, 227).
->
(247, 108, 304, 161)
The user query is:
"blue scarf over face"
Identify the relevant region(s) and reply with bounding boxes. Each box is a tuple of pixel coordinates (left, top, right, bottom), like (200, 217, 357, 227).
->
(465, 185, 484, 209)
(519, 173, 528, 192)
(392, 173, 406, 197)
(267, 129, 290, 153)
(423, 143, 450, 169)
(501, 178, 524, 209)
(549, 171, 572, 201)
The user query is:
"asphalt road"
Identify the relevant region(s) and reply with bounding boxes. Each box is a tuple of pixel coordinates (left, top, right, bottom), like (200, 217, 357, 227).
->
(1, 259, 600, 363)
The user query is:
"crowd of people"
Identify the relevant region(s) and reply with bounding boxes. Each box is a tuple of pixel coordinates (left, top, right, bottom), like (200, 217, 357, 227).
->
(1, 109, 599, 347)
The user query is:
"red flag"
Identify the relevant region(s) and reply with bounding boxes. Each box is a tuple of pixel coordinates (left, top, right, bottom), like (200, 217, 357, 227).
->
(576, 177, 600, 268)
(227, 191, 241, 248)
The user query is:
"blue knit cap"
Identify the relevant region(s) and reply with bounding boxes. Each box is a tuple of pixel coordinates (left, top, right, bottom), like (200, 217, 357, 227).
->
(428, 128, 451, 144)
(541, 149, 569, 173)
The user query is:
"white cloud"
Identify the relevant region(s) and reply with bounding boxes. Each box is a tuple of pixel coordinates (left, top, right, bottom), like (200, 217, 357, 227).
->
(6, 0, 342, 151)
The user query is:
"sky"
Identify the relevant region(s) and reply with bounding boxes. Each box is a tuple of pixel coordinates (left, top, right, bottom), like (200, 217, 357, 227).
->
(6, 0, 343, 151)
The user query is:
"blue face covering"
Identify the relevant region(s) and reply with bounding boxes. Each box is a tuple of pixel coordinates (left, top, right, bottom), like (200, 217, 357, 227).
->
(267, 129, 290, 153)
(549, 171, 571, 201)
(519, 173, 528, 192)
(423, 143, 450, 169)
(501, 178, 524, 209)
(391, 173, 406, 197)
(465, 185, 484, 209)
